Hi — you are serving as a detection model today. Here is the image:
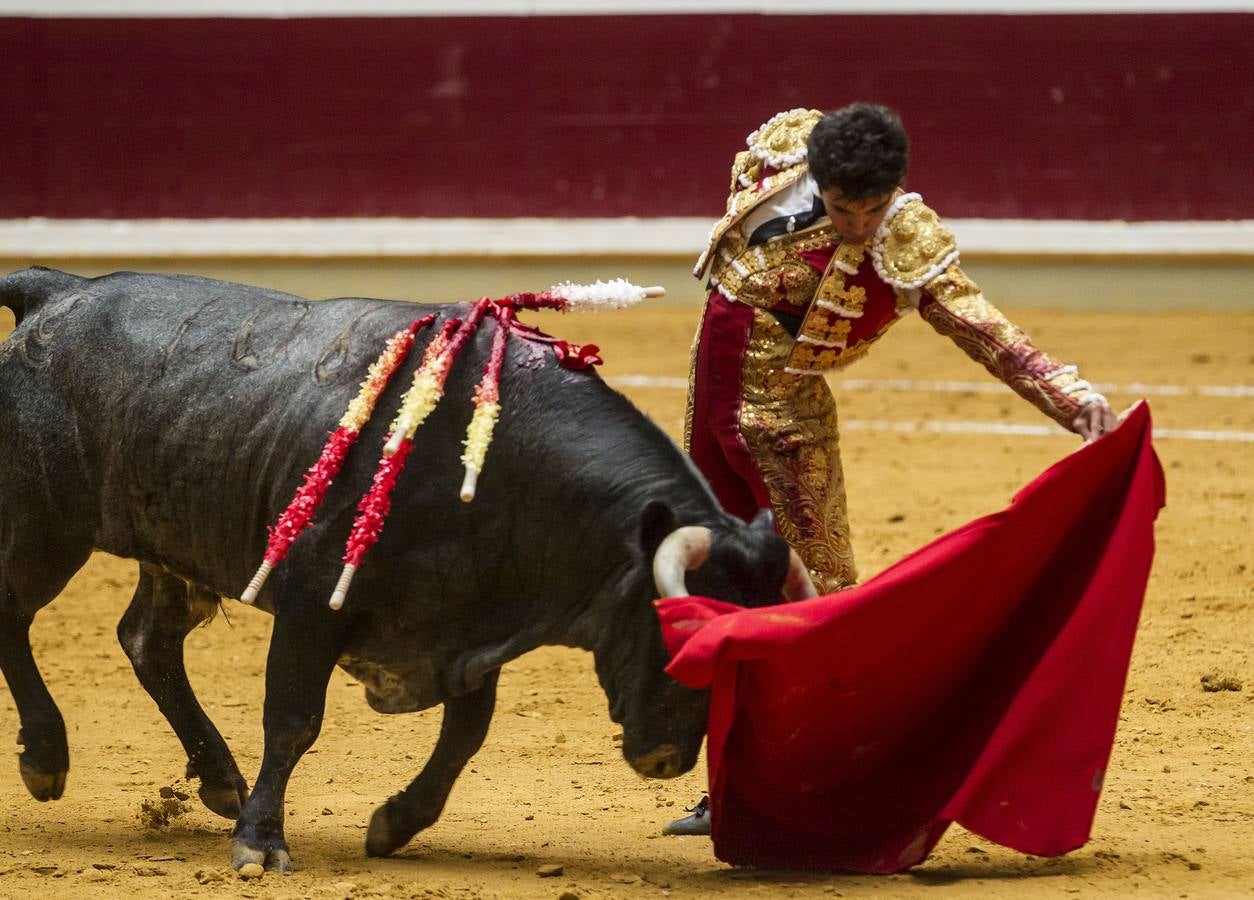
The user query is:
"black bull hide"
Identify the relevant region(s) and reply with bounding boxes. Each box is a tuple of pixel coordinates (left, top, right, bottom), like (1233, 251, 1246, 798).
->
(0, 267, 790, 869)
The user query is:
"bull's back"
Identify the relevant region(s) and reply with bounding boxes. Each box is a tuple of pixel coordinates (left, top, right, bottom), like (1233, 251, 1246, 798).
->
(1, 268, 710, 616)
(0, 269, 451, 591)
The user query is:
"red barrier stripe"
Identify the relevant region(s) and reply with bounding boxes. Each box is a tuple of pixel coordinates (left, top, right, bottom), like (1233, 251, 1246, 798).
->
(1, 14, 1249, 221)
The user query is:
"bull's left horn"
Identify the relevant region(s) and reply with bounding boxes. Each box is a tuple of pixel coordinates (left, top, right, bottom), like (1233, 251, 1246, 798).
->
(782, 549, 818, 601)
(652, 526, 712, 598)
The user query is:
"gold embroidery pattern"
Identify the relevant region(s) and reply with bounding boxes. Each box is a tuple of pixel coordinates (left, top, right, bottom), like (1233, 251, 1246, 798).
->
(719, 260, 820, 311)
(713, 226, 748, 264)
(800, 319, 852, 347)
(785, 251, 906, 373)
(787, 251, 855, 373)
(682, 299, 710, 453)
(694, 164, 810, 277)
(746, 108, 823, 168)
(799, 339, 875, 373)
(816, 276, 867, 316)
(738, 310, 858, 594)
(920, 263, 1094, 427)
(832, 241, 866, 275)
(728, 151, 758, 192)
(710, 226, 838, 310)
(873, 199, 959, 289)
(786, 322, 906, 373)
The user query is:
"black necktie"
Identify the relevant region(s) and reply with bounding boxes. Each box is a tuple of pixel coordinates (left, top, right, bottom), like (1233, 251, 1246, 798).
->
(746, 194, 827, 247)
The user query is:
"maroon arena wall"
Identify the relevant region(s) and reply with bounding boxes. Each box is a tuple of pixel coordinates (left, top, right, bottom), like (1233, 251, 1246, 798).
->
(1, 13, 1249, 221)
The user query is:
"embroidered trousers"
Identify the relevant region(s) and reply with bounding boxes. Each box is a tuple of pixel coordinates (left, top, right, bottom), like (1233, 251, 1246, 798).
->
(685, 291, 857, 594)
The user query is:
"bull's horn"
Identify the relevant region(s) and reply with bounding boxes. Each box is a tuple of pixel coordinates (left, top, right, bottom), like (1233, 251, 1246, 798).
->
(652, 526, 712, 598)
(782, 549, 819, 601)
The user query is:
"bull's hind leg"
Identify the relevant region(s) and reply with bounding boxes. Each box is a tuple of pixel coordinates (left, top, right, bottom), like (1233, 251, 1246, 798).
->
(0, 539, 92, 802)
(365, 670, 499, 858)
(117, 564, 249, 818)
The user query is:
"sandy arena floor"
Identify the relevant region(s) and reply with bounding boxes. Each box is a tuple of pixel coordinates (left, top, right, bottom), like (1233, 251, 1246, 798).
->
(0, 300, 1251, 899)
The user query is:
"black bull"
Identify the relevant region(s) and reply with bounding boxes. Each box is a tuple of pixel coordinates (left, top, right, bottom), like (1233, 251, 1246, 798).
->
(0, 267, 795, 870)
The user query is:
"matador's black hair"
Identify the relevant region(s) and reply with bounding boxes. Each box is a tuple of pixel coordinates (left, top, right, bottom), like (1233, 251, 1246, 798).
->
(807, 103, 909, 199)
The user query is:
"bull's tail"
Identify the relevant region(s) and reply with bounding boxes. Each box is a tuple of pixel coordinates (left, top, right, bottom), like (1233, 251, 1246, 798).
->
(0, 266, 85, 327)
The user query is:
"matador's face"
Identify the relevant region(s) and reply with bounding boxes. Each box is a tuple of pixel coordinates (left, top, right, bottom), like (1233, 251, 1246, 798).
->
(819, 188, 898, 245)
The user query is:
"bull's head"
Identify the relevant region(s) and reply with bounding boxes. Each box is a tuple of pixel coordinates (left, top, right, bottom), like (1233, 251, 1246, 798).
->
(596, 501, 816, 780)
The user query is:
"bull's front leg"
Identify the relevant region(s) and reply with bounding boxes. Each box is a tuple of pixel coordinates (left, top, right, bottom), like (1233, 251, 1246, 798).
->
(365, 670, 499, 857)
(0, 607, 68, 802)
(229, 604, 346, 872)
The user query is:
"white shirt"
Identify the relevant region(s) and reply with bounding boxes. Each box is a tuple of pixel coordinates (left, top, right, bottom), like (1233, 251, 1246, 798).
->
(739, 173, 825, 246)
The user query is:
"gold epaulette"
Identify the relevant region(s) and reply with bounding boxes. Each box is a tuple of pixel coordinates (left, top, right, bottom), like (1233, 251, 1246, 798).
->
(694, 108, 824, 278)
(746, 108, 823, 169)
(870, 193, 960, 290)
(728, 151, 760, 192)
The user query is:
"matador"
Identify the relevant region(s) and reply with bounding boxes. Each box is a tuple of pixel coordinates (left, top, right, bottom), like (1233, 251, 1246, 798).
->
(684, 104, 1119, 598)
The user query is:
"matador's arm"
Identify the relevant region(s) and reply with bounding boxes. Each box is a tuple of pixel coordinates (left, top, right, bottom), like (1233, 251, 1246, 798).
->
(917, 264, 1109, 431)
(872, 195, 1115, 438)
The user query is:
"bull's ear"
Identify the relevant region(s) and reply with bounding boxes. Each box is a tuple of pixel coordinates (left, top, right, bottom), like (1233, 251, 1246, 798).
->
(750, 507, 775, 532)
(639, 500, 678, 558)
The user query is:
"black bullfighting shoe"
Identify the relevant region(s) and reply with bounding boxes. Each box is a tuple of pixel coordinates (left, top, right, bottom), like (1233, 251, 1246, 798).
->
(662, 795, 711, 836)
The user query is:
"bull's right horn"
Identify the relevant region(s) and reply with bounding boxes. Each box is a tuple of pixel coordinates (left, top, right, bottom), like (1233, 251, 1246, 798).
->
(652, 526, 712, 598)
(782, 548, 819, 601)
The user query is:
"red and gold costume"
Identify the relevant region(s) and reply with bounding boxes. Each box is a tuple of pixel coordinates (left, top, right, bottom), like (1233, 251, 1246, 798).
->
(686, 109, 1107, 594)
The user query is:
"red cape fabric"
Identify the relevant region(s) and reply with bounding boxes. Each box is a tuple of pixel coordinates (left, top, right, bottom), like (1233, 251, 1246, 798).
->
(658, 402, 1164, 873)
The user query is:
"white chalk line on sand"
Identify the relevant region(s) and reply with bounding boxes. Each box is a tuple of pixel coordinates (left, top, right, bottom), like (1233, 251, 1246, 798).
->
(840, 420, 1254, 443)
(609, 374, 1254, 398)
(606, 375, 1254, 443)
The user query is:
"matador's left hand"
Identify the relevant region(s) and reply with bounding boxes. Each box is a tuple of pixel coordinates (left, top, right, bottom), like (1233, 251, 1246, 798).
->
(1071, 400, 1120, 443)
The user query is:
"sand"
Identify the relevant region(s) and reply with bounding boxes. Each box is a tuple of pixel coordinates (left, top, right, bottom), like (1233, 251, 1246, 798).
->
(0, 302, 1250, 899)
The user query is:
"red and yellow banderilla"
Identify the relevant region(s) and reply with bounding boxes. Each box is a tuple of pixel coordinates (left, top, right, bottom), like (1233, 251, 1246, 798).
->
(239, 316, 434, 604)
(237, 280, 664, 611)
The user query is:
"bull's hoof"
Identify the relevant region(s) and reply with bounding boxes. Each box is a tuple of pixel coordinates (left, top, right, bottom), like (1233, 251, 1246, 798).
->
(365, 801, 416, 858)
(199, 775, 249, 820)
(19, 756, 66, 802)
(230, 837, 292, 873)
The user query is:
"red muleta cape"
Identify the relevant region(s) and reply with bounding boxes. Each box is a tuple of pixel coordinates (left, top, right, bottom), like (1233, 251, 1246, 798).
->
(657, 401, 1164, 873)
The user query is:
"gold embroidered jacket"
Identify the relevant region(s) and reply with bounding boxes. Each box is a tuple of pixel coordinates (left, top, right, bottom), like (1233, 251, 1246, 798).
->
(695, 109, 1107, 429)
